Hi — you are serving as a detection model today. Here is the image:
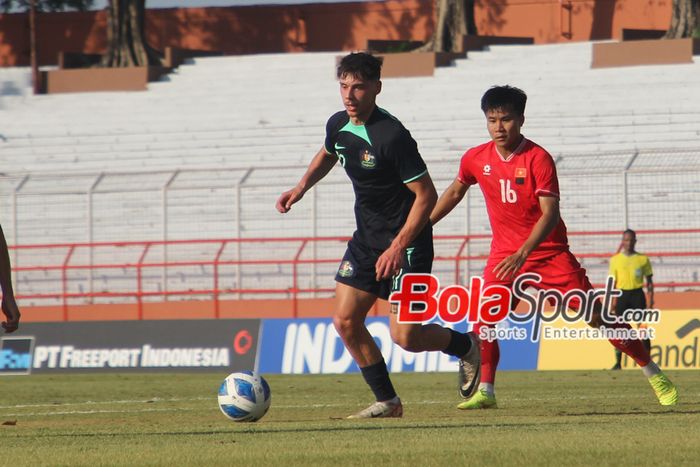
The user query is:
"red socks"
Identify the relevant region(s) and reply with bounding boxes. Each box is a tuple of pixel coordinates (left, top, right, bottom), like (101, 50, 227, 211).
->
(605, 321, 651, 367)
(473, 322, 500, 384)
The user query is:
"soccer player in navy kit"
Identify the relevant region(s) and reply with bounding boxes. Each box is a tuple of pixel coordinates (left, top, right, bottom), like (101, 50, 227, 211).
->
(276, 53, 480, 418)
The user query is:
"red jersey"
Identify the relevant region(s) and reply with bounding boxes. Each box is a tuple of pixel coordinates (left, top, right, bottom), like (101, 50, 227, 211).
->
(458, 138, 569, 260)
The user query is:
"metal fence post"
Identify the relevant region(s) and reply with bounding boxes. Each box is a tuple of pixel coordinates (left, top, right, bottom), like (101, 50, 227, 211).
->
(162, 170, 179, 300)
(622, 170, 628, 229)
(622, 151, 638, 229)
(311, 187, 317, 298)
(12, 175, 29, 293)
(236, 169, 254, 299)
(62, 245, 75, 320)
(88, 173, 105, 303)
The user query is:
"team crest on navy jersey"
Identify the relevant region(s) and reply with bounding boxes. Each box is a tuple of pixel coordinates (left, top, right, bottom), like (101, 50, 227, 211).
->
(338, 261, 355, 277)
(360, 149, 377, 169)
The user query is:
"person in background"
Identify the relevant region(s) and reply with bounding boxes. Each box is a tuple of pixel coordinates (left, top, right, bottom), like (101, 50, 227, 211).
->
(609, 229, 654, 369)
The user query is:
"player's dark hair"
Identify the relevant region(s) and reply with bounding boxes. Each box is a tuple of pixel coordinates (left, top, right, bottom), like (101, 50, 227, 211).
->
(481, 85, 527, 116)
(623, 229, 636, 238)
(337, 52, 383, 81)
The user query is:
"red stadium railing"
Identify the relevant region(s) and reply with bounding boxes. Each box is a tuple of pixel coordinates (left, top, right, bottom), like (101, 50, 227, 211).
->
(8, 229, 700, 319)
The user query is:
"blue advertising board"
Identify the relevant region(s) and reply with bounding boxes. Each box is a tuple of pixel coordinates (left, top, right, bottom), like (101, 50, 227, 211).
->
(258, 317, 538, 374)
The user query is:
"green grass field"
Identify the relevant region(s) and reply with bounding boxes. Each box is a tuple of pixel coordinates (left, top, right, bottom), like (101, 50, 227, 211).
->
(1, 370, 698, 466)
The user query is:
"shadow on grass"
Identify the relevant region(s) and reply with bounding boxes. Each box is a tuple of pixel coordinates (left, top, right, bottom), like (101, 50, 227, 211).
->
(557, 408, 700, 417)
(11, 412, 697, 440)
(8, 403, 699, 440)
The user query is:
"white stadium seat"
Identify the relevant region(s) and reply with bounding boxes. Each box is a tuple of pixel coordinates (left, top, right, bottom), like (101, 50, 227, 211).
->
(0, 43, 698, 303)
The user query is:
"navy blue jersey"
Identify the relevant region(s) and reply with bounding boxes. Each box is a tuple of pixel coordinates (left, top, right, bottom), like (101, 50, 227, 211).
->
(324, 107, 431, 250)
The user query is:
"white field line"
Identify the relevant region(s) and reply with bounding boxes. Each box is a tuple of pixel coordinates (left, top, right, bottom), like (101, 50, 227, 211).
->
(1, 407, 201, 417)
(0, 392, 643, 411)
(0, 396, 211, 410)
(0, 394, 657, 418)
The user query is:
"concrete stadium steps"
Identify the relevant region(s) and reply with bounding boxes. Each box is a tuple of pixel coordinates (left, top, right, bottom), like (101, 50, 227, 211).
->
(1, 43, 699, 303)
(2, 43, 700, 175)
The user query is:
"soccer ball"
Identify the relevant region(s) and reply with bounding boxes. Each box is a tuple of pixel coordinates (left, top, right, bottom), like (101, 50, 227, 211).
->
(218, 371, 271, 422)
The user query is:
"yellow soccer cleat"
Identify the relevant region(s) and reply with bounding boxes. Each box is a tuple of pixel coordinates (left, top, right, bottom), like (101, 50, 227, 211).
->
(649, 373, 679, 406)
(457, 389, 497, 410)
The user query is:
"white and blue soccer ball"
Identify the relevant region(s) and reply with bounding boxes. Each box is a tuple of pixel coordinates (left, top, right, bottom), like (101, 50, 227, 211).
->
(218, 371, 271, 422)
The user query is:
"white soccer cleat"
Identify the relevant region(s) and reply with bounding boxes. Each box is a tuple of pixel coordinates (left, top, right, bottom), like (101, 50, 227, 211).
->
(458, 331, 481, 399)
(346, 396, 403, 419)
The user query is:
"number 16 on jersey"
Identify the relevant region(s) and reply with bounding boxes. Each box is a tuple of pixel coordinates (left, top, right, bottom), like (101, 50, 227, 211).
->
(499, 179, 517, 203)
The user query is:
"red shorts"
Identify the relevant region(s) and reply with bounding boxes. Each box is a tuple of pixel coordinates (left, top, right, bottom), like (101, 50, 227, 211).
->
(483, 250, 593, 310)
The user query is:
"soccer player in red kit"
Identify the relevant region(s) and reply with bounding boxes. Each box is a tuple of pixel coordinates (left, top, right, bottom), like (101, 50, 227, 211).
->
(430, 85, 678, 409)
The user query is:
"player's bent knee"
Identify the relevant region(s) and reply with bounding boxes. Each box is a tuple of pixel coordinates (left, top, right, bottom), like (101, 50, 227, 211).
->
(333, 314, 363, 338)
(390, 328, 423, 352)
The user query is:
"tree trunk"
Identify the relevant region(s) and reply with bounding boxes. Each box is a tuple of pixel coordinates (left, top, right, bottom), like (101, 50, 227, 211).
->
(664, 0, 700, 38)
(29, 0, 40, 93)
(419, 0, 476, 52)
(101, 0, 161, 67)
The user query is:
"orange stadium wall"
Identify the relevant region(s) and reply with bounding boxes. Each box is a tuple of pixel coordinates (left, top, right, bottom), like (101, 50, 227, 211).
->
(0, 0, 672, 67)
(18, 291, 700, 322)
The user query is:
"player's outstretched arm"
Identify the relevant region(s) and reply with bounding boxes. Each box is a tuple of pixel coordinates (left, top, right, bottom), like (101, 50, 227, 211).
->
(494, 195, 560, 280)
(430, 178, 469, 226)
(375, 174, 437, 281)
(0, 224, 20, 333)
(276, 146, 338, 213)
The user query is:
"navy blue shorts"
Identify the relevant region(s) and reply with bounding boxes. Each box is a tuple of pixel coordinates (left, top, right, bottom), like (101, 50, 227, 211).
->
(615, 288, 647, 315)
(335, 238, 433, 300)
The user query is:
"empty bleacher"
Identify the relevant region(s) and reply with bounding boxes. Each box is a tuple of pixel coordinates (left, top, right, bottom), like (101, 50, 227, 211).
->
(0, 42, 698, 304)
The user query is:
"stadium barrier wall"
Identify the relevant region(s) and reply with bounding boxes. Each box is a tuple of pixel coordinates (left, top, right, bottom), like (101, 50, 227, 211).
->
(17, 291, 700, 323)
(376, 50, 499, 77)
(9, 231, 699, 317)
(21, 297, 342, 322)
(0, 0, 673, 66)
(0, 319, 260, 374)
(41, 47, 221, 94)
(44, 66, 171, 93)
(17, 292, 700, 322)
(378, 52, 438, 78)
(4, 307, 698, 374)
(591, 38, 697, 68)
